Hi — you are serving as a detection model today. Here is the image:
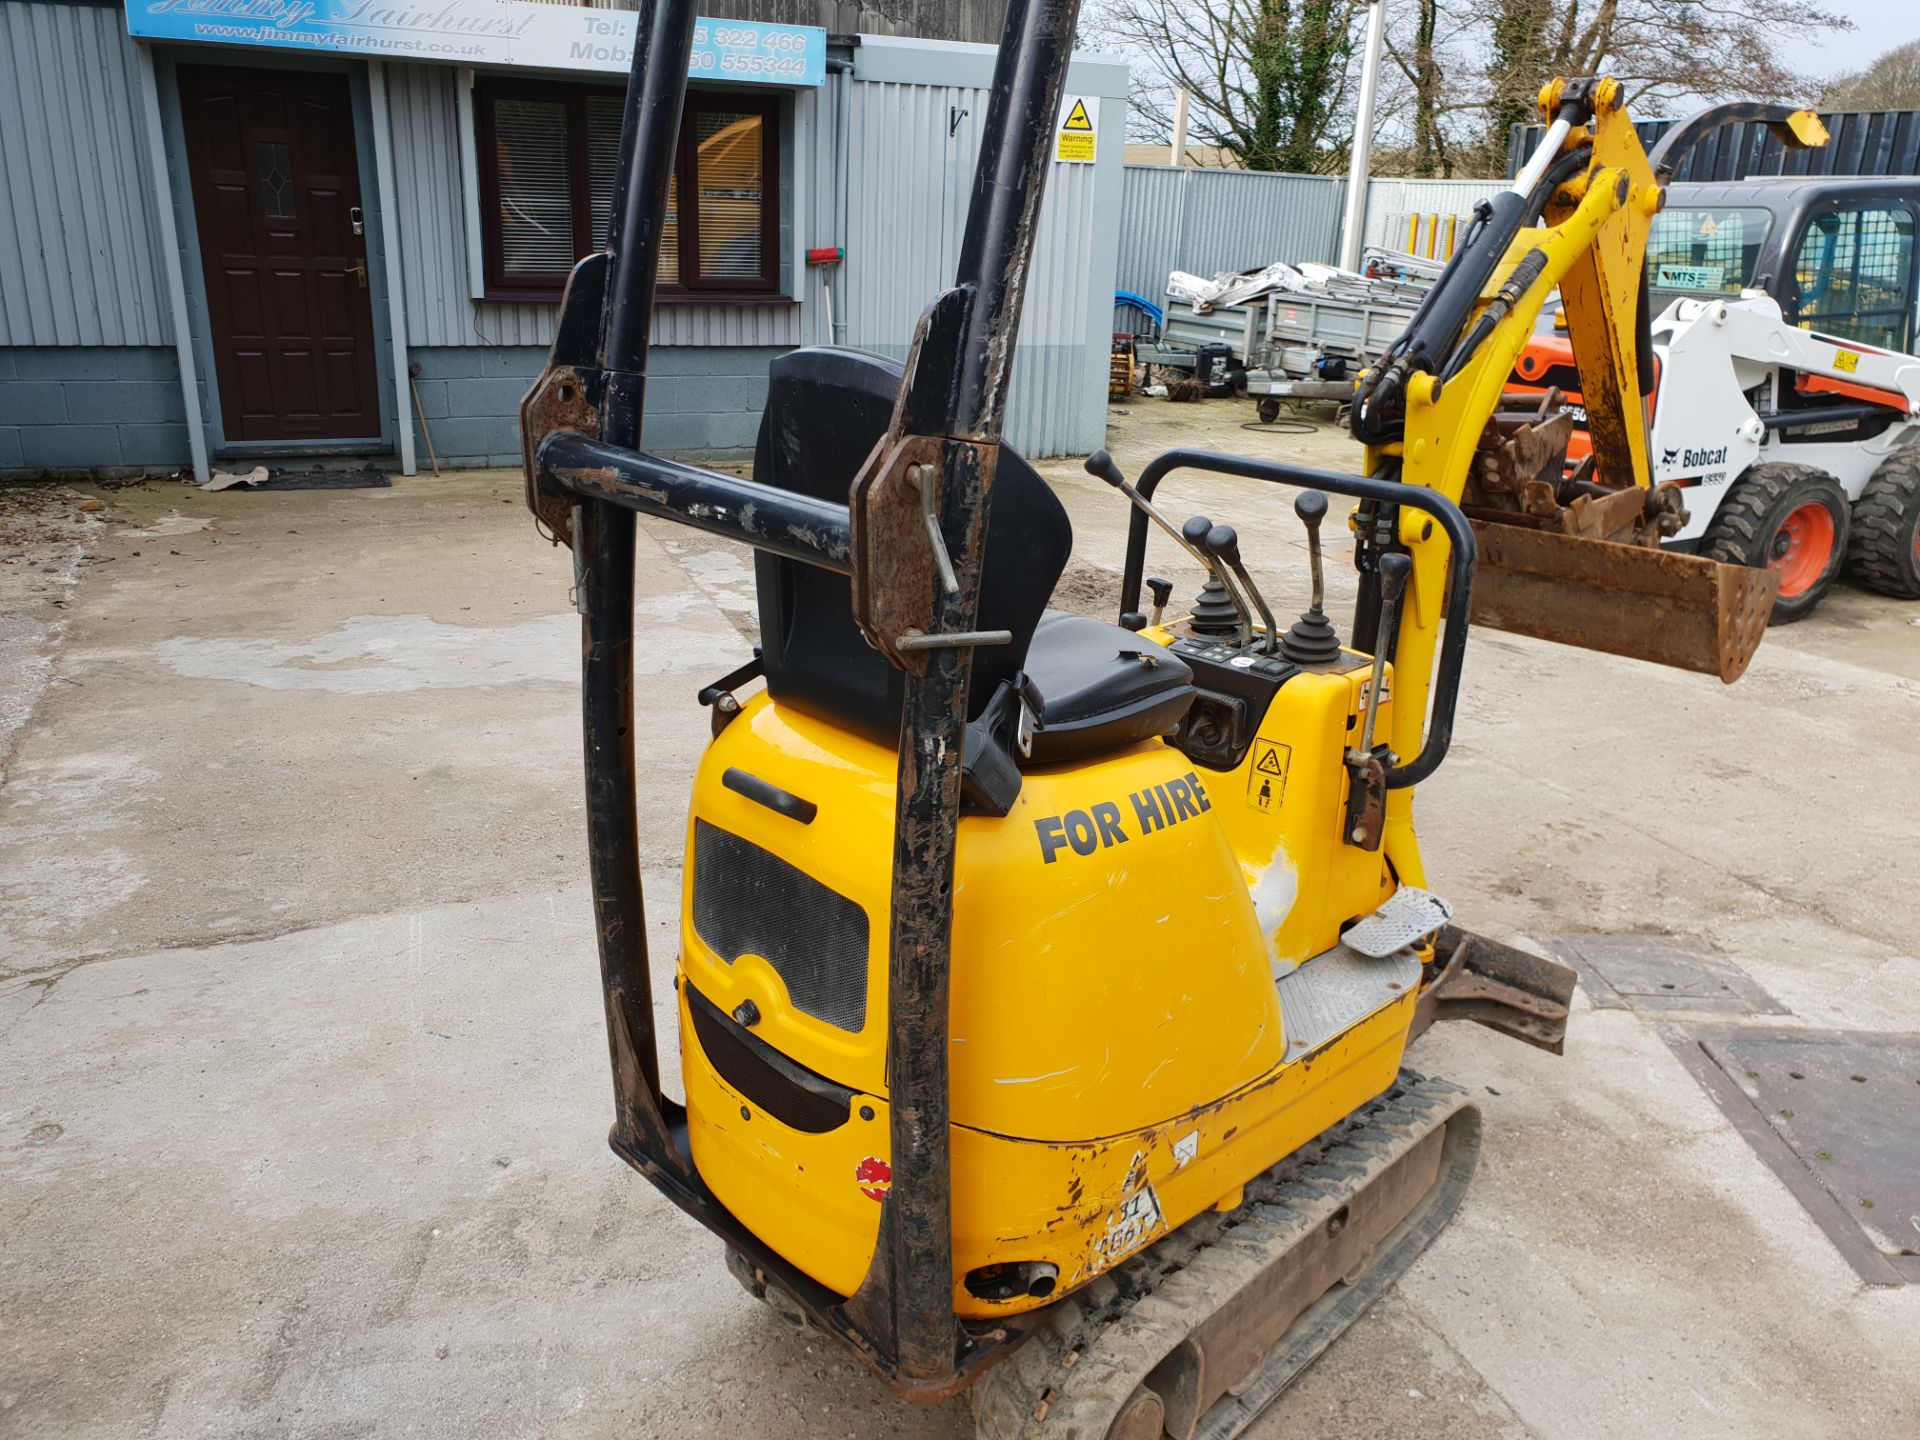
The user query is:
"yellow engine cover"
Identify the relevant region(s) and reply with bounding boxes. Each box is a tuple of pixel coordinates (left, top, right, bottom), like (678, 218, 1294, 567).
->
(678, 653, 1409, 1319)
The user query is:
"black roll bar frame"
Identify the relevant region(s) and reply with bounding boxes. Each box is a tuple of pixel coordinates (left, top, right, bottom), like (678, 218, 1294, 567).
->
(521, 0, 1083, 1401)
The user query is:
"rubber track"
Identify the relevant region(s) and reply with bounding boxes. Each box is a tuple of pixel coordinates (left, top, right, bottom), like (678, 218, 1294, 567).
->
(972, 1072, 1479, 1440)
(1847, 447, 1920, 597)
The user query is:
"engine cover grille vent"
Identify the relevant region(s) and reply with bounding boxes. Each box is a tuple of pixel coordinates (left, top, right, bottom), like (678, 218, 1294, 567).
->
(692, 819, 869, 1032)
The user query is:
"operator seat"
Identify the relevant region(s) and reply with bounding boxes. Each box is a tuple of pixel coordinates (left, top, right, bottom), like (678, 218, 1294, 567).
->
(751, 348, 1194, 766)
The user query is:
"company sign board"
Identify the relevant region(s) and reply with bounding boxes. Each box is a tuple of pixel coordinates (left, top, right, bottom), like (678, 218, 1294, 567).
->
(123, 1, 826, 87)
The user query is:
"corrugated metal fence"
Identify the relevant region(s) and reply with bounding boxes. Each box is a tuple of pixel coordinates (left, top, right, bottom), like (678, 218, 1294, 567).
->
(1116, 168, 1494, 302)
(1361, 177, 1488, 258)
(1115, 167, 1346, 300)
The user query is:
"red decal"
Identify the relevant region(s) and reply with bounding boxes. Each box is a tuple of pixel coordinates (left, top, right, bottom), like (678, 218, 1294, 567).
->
(855, 1156, 892, 1202)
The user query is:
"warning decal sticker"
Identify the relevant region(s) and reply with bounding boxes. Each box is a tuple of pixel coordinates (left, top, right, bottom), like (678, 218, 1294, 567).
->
(1246, 738, 1291, 813)
(1095, 1151, 1167, 1266)
(1056, 95, 1097, 163)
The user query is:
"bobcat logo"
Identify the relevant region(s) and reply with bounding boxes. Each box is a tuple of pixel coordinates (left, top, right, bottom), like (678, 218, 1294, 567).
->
(1660, 446, 1680, 467)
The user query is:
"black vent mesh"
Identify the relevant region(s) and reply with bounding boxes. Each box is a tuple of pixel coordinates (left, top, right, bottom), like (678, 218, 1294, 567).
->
(692, 819, 869, 1031)
(686, 988, 851, 1134)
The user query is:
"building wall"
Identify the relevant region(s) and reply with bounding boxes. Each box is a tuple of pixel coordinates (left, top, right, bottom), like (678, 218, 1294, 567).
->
(567, 0, 1011, 45)
(0, 1, 172, 347)
(385, 39, 1124, 465)
(0, 347, 198, 471)
(1362, 177, 1489, 259)
(0, 2, 1124, 474)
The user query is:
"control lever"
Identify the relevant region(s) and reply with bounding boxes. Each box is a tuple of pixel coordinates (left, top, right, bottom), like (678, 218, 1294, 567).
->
(1277, 491, 1344, 666)
(1086, 450, 1216, 574)
(1182, 515, 1253, 648)
(1086, 450, 1249, 642)
(1357, 553, 1411, 756)
(1343, 550, 1411, 852)
(1205, 523, 1279, 655)
(1145, 577, 1173, 627)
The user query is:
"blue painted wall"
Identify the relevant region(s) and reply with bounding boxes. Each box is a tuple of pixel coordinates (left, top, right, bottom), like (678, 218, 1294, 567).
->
(0, 347, 202, 473)
(0, 343, 782, 475)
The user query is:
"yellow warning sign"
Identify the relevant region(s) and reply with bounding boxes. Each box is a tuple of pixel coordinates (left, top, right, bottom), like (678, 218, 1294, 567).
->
(1835, 348, 1860, 373)
(1056, 94, 1097, 164)
(1246, 739, 1291, 813)
(1698, 213, 1719, 237)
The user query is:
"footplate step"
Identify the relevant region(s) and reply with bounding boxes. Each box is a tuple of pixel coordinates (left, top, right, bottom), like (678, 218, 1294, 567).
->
(1342, 886, 1454, 959)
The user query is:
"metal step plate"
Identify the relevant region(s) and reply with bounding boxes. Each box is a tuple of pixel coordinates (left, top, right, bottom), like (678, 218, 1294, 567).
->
(1275, 944, 1422, 1060)
(1343, 886, 1454, 959)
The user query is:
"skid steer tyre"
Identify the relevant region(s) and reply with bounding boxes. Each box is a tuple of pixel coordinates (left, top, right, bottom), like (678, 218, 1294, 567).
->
(1701, 463, 1850, 624)
(1847, 446, 1920, 599)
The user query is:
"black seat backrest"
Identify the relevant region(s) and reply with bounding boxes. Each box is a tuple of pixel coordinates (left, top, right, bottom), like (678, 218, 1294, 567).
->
(752, 347, 1072, 748)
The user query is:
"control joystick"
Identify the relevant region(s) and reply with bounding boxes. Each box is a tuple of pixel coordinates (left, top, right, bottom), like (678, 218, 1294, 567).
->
(1278, 491, 1344, 666)
(1183, 514, 1243, 639)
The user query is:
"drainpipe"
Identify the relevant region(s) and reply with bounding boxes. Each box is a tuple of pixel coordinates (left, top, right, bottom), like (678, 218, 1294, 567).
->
(828, 50, 853, 347)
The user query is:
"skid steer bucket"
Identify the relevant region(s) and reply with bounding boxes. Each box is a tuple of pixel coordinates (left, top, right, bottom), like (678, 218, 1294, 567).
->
(1459, 521, 1777, 683)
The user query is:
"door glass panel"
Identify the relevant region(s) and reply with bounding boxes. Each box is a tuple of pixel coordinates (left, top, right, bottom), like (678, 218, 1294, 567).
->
(256, 141, 294, 220)
(493, 98, 574, 277)
(1790, 206, 1915, 349)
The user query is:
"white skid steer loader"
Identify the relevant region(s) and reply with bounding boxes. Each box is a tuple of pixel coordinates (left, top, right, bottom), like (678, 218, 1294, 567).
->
(1648, 291, 1920, 620)
(1509, 177, 1920, 622)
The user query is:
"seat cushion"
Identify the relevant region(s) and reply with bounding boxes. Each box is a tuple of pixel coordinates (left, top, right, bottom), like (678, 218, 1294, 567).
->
(1024, 612, 1196, 764)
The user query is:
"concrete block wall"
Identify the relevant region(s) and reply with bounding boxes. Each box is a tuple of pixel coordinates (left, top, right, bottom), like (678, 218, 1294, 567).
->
(0, 343, 785, 476)
(405, 347, 547, 469)
(408, 345, 782, 468)
(0, 348, 200, 474)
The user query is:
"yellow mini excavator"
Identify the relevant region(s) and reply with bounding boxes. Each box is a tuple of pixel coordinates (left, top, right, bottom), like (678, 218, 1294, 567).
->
(519, 5, 1822, 1436)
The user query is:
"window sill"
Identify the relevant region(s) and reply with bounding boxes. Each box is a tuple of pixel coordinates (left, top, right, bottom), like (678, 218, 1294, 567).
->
(481, 290, 798, 309)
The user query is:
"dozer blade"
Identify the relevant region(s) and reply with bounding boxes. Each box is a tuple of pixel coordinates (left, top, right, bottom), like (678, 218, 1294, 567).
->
(973, 1074, 1479, 1440)
(1462, 520, 1777, 683)
(1410, 925, 1579, 1056)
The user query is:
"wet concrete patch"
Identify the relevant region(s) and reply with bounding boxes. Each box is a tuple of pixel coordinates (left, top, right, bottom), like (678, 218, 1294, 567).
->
(1552, 933, 1785, 1016)
(1673, 1027, 1920, 1285)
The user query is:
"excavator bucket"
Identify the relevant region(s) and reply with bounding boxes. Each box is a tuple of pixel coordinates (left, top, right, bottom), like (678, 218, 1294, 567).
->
(1462, 521, 1777, 683)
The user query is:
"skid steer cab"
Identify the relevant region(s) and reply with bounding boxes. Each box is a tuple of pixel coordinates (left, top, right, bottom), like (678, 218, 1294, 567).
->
(1509, 176, 1920, 619)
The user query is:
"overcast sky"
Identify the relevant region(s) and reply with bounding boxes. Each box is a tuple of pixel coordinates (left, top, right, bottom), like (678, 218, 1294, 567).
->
(1805, 0, 1920, 77)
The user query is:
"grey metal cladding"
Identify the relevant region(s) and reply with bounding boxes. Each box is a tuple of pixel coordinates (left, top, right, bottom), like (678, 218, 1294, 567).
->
(0, 1, 171, 346)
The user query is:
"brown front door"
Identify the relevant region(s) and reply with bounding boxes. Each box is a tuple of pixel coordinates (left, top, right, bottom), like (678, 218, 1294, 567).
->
(177, 65, 382, 444)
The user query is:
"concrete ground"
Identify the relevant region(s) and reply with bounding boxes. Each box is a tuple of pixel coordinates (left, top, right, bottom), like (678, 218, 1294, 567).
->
(2, 397, 1917, 1439)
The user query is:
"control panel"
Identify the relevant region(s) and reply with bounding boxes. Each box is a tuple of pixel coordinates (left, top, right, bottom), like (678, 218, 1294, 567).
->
(1166, 633, 1299, 771)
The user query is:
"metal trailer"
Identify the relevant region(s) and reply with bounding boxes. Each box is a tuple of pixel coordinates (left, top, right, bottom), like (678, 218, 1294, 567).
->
(1142, 268, 1429, 415)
